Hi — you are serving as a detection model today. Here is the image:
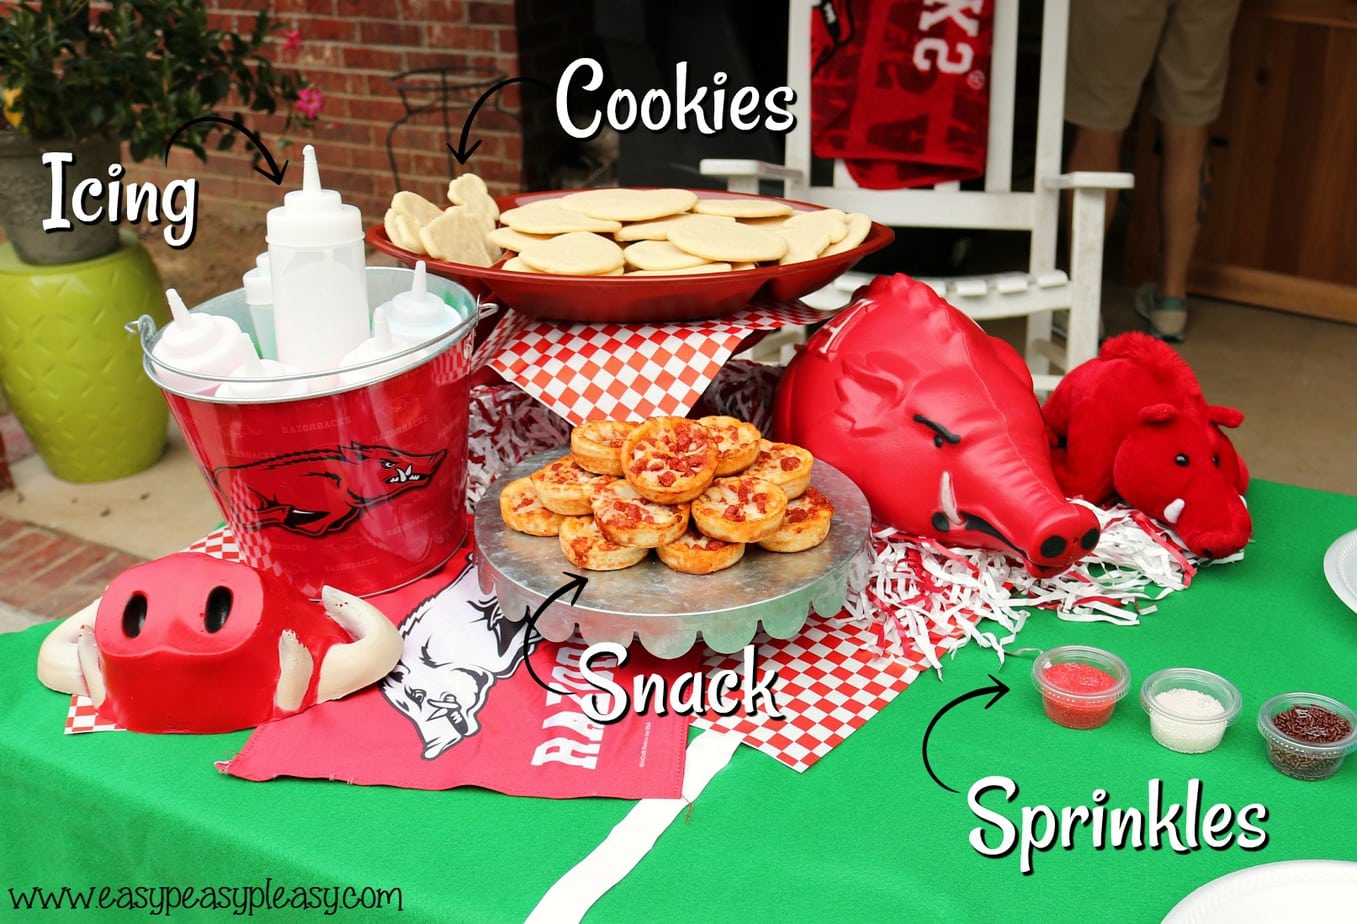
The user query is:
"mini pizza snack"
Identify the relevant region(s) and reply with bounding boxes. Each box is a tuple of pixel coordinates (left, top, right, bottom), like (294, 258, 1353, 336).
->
(500, 414, 833, 573)
(383, 175, 870, 276)
(530, 456, 613, 516)
(571, 419, 638, 475)
(499, 477, 566, 537)
(590, 480, 689, 548)
(559, 516, 650, 571)
(691, 475, 788, 544)
(621, 416, 719, 505)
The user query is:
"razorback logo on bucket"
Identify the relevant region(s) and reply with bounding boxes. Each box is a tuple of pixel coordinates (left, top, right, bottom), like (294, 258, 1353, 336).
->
(211, 441, 446, 537)
(166, 345, 473, 601)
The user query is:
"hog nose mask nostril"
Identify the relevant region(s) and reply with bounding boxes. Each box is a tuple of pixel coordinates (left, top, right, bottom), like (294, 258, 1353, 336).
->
(1080, 528, 1100, 550)
(1039, 535, 1068, 559)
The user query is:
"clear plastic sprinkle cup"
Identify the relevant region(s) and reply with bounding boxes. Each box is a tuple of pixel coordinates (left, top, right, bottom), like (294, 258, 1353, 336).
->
(1140, 668, 1242, 754)
(1257, 692, 1357, 781)
(1032, 645, 1130, 730)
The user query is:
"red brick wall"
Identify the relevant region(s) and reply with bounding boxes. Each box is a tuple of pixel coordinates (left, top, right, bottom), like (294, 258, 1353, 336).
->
(112, 0, 592, 228)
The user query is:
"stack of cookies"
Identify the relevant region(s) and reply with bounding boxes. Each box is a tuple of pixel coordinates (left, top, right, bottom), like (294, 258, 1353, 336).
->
(384, 175, 872, 276)
(499, 415, 835, 574)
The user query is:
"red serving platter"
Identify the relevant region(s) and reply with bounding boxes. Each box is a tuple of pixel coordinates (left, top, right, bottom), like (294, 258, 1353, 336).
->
(365, 188, 893, 323)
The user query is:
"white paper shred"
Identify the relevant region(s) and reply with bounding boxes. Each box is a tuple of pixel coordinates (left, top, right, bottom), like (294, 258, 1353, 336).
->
(841, 502, 1227, 674)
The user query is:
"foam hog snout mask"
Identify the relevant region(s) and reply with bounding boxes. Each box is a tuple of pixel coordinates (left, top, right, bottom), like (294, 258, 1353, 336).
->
(773, 273, 1101, 577)
(36, 552, 402, 733)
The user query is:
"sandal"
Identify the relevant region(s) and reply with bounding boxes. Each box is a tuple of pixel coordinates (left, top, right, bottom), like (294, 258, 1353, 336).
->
(1135, 284, 1187, 342)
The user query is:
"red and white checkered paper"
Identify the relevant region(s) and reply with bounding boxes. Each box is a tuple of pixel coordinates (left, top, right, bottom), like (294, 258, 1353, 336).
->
(692, 612, 972, 773)
(482, 300, 825, 426)
(63, 528, 242, 734)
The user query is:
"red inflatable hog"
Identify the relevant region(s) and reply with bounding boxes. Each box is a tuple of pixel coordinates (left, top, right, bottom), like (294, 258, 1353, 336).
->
(1042, 332, 1251, 560)
(774, 274, 1101, 577)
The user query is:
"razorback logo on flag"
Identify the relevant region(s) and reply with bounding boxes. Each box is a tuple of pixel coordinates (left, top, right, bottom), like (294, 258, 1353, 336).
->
(223, 543, 695, 799)
(811, 0, 994, 189)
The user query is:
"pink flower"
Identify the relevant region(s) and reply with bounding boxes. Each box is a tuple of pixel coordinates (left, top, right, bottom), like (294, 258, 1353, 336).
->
(294, 87, 324, 119)
(282, 28, 302, 53)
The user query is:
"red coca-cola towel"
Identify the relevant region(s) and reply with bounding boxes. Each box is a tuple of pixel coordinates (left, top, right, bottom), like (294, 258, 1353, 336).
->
(811, 0, 993, 190)
(223, 541, 696, 799)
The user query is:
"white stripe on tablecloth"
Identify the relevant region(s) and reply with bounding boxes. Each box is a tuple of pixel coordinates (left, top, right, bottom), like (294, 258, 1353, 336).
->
(525, 730, 742, 923)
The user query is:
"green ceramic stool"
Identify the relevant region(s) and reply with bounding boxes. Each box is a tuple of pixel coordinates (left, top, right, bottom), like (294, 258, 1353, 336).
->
(0, 232, 170, 482)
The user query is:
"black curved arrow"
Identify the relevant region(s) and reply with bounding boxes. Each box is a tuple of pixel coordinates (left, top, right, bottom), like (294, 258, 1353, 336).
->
(520, 571, 589, 695)
(921, 675, 1011, 793)
(447, 76, 549, 165)
(163, 115, 289, 184)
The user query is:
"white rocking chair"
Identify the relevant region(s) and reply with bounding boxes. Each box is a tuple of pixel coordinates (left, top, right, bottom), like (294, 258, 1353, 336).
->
(703, 0, 1132, 392)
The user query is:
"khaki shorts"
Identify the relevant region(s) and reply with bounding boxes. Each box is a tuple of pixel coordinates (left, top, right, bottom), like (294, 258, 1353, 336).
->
(1066, 0, 1243, 131)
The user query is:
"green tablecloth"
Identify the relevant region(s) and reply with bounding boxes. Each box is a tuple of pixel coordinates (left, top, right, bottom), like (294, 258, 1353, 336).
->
(3, 479, 1355, 923)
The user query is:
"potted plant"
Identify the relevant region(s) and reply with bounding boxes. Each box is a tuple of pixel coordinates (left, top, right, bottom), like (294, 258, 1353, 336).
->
(0, 0, 315, 482)
(0, 0, 314, 264)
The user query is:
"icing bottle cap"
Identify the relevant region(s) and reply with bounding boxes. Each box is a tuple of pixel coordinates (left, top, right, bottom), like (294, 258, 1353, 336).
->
(382, 261, 457, 347)
(265, 145, 362, 249)
(215, 334, 310, 402)
(151, 288, 251, 393)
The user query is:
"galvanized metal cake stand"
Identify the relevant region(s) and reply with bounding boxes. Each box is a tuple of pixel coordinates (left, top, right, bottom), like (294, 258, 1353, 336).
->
(474, 447, 872, 659)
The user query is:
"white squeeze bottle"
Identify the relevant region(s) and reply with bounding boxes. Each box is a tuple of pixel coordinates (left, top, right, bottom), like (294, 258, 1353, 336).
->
(376, 260, 459, 348)
(241, 253, 277, 360)
(151, 288, 252, 394)
(336, 313, 425, 388)
(215, 334, 310, 402)
(266, 144, 370, 372)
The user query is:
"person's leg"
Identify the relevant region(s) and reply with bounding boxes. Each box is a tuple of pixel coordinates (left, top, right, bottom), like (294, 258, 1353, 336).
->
(1156, 121, 1210, 300)
(1066, 126, 1125, 236)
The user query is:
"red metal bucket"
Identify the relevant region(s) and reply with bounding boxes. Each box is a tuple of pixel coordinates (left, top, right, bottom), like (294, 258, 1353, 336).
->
(133, 267, 480, 599)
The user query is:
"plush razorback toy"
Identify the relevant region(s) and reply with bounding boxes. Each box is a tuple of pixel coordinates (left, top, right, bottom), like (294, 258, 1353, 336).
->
(36, 552, 403, 734)
(1042, 332, 1251, 559)
(773, 273, 1102, 578)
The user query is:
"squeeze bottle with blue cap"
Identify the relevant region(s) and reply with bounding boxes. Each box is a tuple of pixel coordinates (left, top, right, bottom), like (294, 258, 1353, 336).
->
(266, 144, 369, 372)
(376, 260, 459, 348)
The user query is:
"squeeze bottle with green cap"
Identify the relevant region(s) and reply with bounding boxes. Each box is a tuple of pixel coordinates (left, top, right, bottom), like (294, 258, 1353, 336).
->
(266, 144, 369, 372)
(376, 260, 460, 348)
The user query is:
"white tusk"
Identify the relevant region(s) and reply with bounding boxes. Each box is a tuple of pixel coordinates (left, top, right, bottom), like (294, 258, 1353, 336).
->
(35, 601, 98, 697)
(76, 627, 107, 707)
(1163, 498, 1186, 525)
(314, 586, 403, 703)
(940, 471, 964, 527)
(1239, 494, 1248, 509)
(274, 629, 315, 713)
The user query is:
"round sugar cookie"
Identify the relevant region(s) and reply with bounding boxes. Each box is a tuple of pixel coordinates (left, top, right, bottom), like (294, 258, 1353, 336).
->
(623, 240, 712, 271)
(693, 198, 794, 219)
(560, 187, 699, 222)
(757, 486, 835, 552)
(500, 201, 623, 235)
(559, 516, 649, 571)
(501, 255, 540, 272)
(624, 263, 732, 276)
(499, 477, 566, 536)
(590, 479, 689, 548)
(783, 207, 849, 243)
(519, 231, 626, 276)
(656, 528, 745, 574)
(667, 219, 788, 264)
(615, 212, 734, 242)
(488, 226, 554, 253)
